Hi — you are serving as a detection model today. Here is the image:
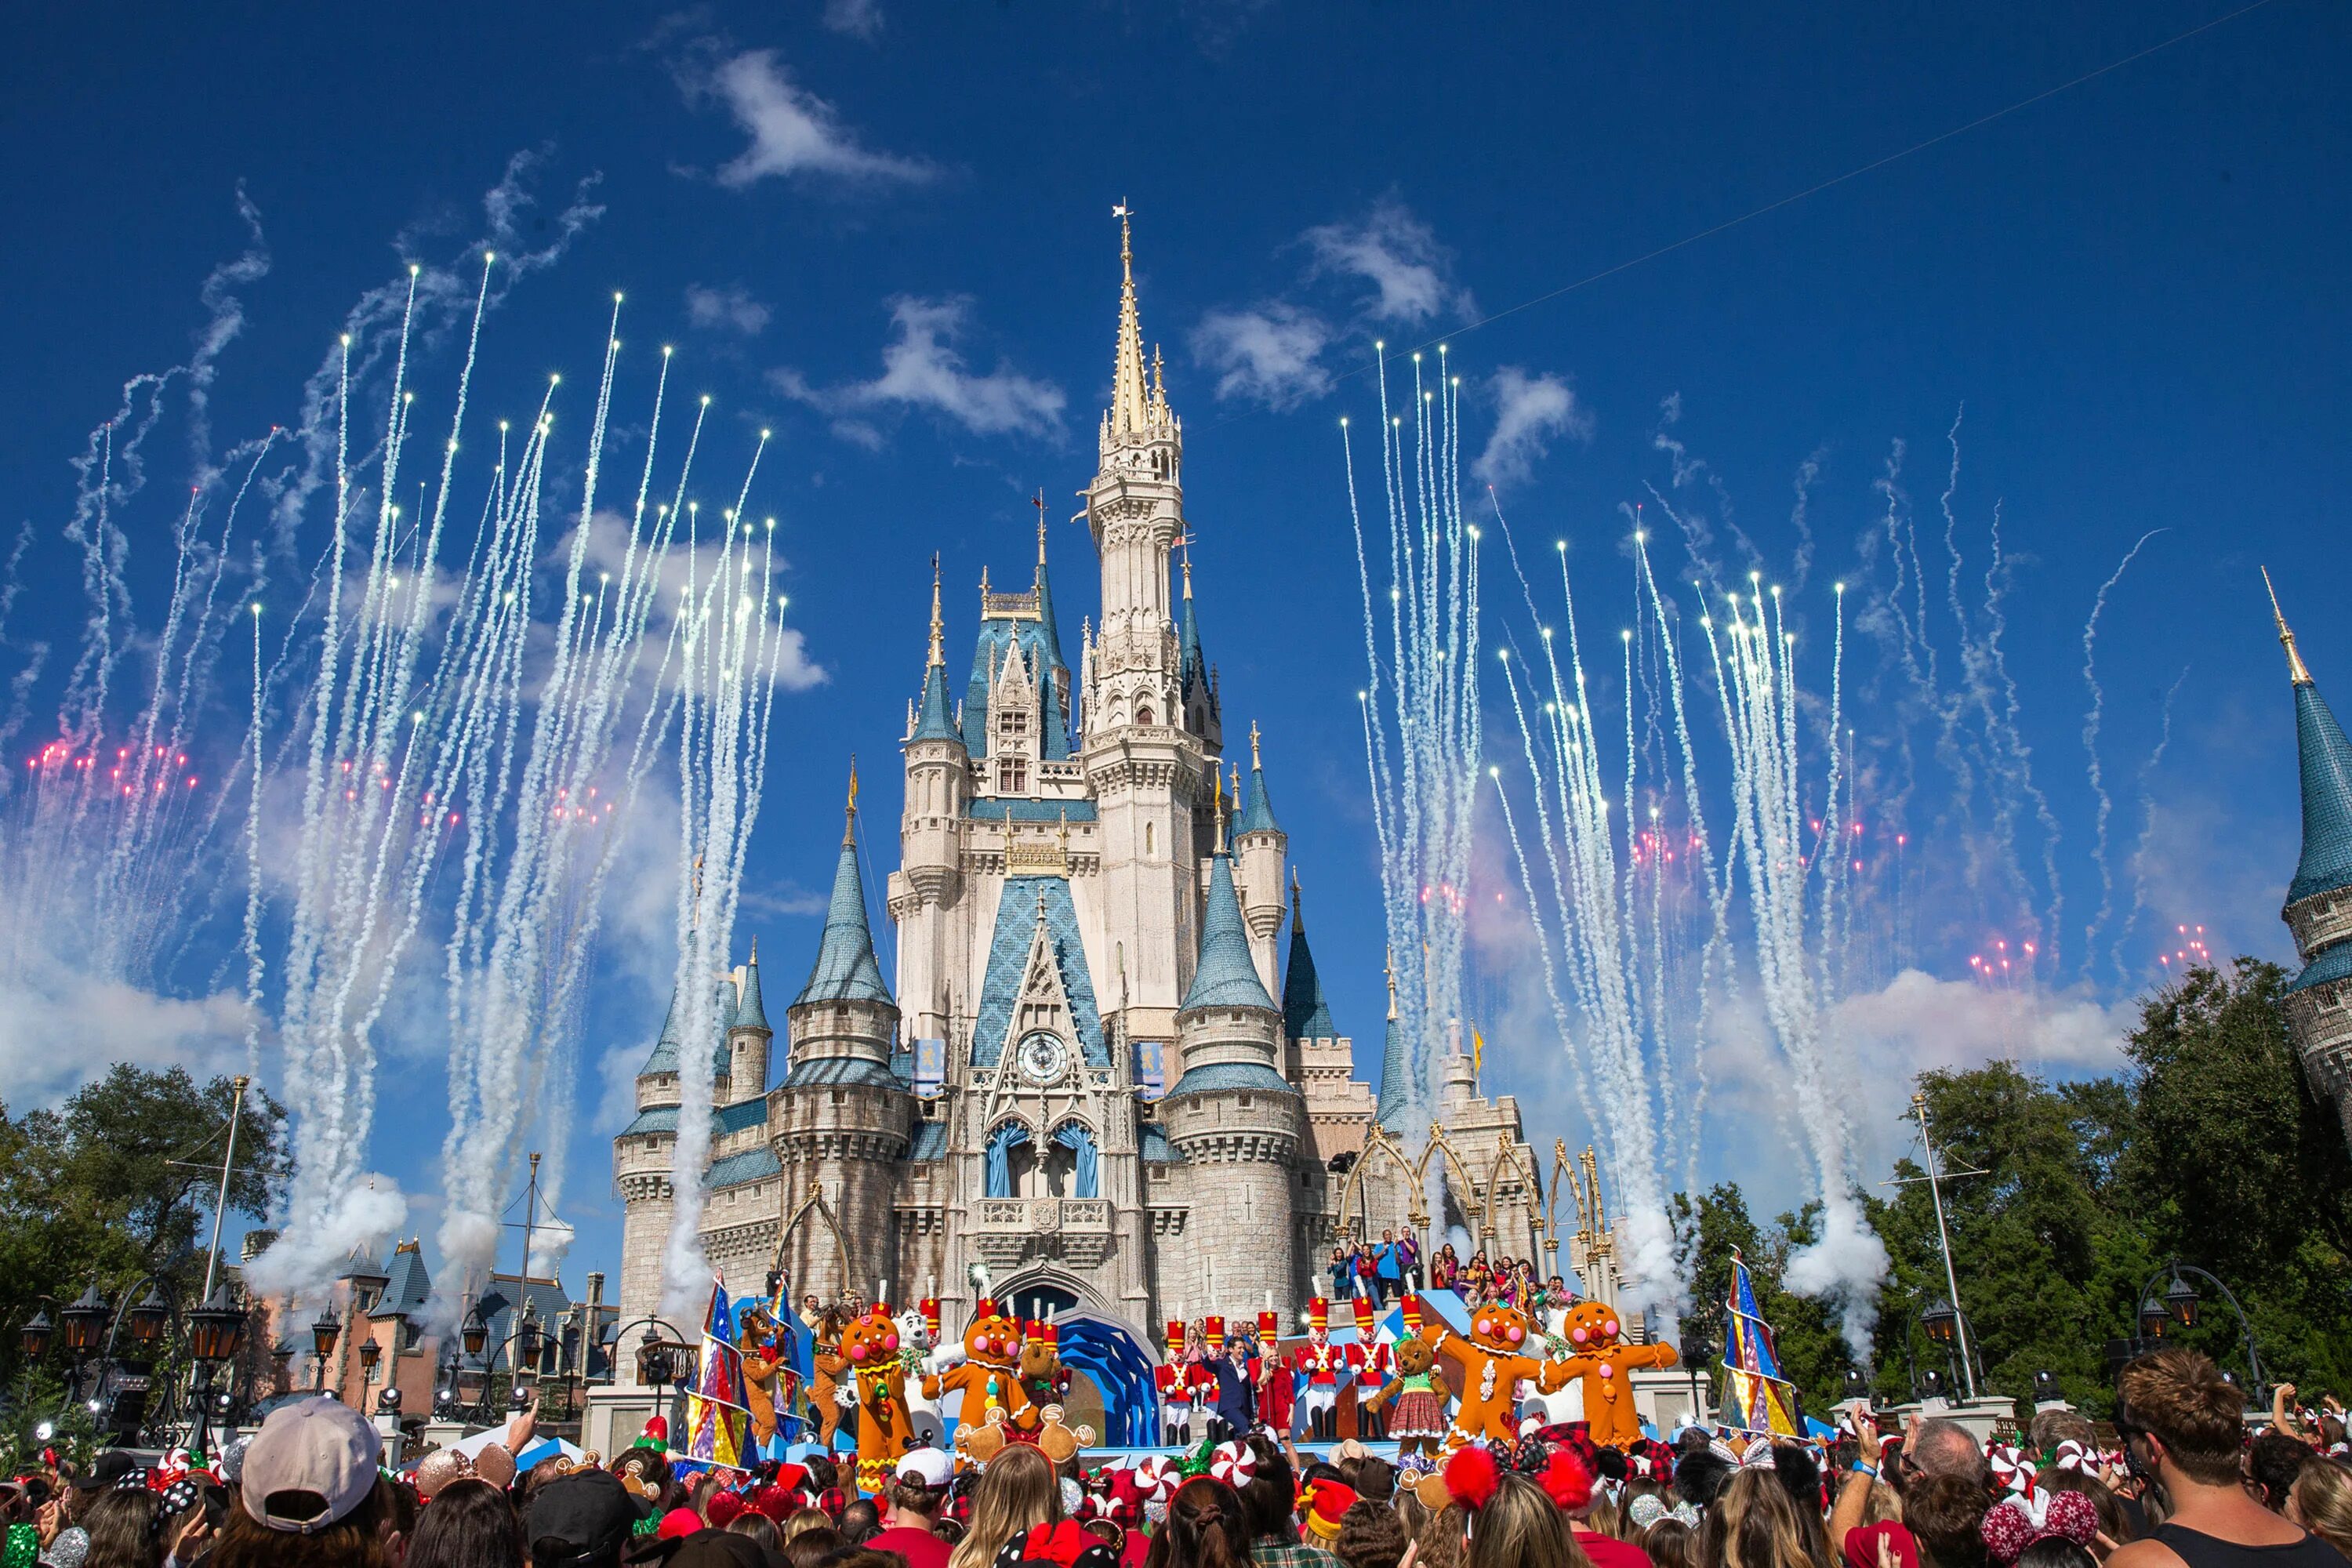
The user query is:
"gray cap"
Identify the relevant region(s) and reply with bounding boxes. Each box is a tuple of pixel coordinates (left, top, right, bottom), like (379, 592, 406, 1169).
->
(238, 1396, 383, 1534)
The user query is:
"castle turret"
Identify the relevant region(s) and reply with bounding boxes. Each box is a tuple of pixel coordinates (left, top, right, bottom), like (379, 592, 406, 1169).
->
(2269, 575, 2352, 1145)
(728, 942, 772, 1100)
(1162, 828, 1299, 1312)
(902, 561, 967, 1041)
(1374, 956, 1413, 1130)
(1234, 722, 1287, 996)
(775, 776, 913, 1301)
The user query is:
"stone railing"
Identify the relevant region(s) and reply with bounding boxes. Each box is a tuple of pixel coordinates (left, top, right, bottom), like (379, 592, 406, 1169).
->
(972, 1197, 1116, 1269)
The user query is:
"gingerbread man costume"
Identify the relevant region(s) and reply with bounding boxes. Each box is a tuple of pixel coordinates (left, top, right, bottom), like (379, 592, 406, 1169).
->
(1416, 1296, 1577, 1447)
(921, 1297, 1030, 1436)
(1556, 1300, 1677, 1450)
(839, 1303, 916, 1494)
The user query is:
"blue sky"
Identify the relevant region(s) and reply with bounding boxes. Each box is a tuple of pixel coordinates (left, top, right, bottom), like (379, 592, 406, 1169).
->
(1, 0, 2344, 1287)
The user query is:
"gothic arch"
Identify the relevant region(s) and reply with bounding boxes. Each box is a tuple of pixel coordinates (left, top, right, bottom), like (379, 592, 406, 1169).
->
(1483, 1137, 1545, 1258)
(1334, 1126, 1416, 1240)
(775, 1189, 852, 1294)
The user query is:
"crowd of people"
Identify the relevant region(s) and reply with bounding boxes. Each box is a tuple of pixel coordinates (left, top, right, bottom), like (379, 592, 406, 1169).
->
(1320, 1237, 1574, 1317)
(6, 1348, 2349, 1568)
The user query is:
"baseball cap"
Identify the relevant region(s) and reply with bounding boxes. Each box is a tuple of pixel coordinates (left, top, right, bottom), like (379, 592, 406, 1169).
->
(238, 1398, 383, 1534)
(527, 1471, 641, 1568)
(896, 1449, 953, 1488)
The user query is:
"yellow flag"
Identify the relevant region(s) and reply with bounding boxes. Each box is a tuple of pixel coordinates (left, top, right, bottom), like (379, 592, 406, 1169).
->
(1472, 1028, 1485, 1080)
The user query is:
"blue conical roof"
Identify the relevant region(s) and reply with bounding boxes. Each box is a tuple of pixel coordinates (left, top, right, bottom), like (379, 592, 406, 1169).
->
(1373, 985, 1412, 1127)
(638, 977, 734, 1079)
(1280, 880, 1335, 1040)
(735, 943, 771, 1033)
(1181, 855, 1275, 1012)
(795, 829, 893, 1007)
(1240, 761, 1279, 836)
(2290, 678, 2352, 906)
(1035, 546, 1067, 674)
(913, 661, 958, 742)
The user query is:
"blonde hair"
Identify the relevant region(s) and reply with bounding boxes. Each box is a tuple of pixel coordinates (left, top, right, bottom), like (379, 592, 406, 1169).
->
(2291, 1460, 2352, 1561)
(947, 1443, 1060, 1568)
(1863, 1481, 1905, 1525)
(1699, 1470, 1815, 1568)
(1464, 1475, 1588, 1568)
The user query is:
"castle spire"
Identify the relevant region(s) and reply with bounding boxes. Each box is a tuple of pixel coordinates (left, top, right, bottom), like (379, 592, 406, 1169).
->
(2266, 565, 2314, 686)
(844, 757, 860, 847)
(927, 554, 945, 668)
(1280, 869, 1337, 1040)
(1109, 203, 1149, 440)
(797, 760, 892, 1008)
(1374, 947, 1411, 1127)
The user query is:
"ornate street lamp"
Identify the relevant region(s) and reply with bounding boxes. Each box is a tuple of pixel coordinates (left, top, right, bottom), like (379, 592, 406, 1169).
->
(462, 1303, 490, 1359)
(2165, 1270, 2201, 1330)
(187, 1285, 247, 1365)
(60, 1284, 111, 1354)
(637, 1324, 672, 1388)
(20, 1306, 53, 1361)
(311, 1306, 341, 1393)
(357, 1336, 383, 1380)
(1921, 1298, 1958, 1346)
(2139, 1297, 2171, 1341)
(125, 1284, 171, 1348)
(517, 1305, 543, 1370)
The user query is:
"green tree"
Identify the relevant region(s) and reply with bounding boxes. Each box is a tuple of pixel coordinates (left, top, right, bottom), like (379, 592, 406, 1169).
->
(2121, 959, 2352, 1396)
(1863, 1062, 2140, 1414)
(0, 1067, 285, 1390)
(1672, 1183, 1853, 1416)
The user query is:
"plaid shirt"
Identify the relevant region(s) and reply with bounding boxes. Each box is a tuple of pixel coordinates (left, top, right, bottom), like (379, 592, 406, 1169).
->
(1254, 1534, 1341, 1568)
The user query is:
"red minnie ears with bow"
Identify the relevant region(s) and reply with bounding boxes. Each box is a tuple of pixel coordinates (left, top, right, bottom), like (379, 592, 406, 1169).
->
(1438, 1439, 1594, 1514)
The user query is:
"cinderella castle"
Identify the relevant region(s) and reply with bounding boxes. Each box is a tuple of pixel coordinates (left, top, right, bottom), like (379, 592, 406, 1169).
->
(611, 216, 1549, 1372)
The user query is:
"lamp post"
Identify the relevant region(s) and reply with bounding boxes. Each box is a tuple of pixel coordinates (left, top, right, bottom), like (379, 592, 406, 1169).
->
(58, 1283, 111, 1414)
(186, 1283, 248, 1456)
(1910, 1094, 1980, 1401)
(311, 1307, 341, 1396)
(1680, 1332, 1709, 1428)
(2135, 1261, 2266, 1397)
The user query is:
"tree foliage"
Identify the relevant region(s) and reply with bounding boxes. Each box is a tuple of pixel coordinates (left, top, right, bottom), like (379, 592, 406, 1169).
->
(1679, 960, 2352, 1418)
(0, 1066, 285, 1388)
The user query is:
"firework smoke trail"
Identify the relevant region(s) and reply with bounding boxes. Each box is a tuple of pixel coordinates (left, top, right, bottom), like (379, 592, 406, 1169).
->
(1700, 581, 1886, 1353)
(2118, 666, 2190, 982)
(661, 451, 787, 1315)
(1488, 564, 1681, 1304)
(2078, 530, 2165, 984)
(1346, 344, 1482, 1149)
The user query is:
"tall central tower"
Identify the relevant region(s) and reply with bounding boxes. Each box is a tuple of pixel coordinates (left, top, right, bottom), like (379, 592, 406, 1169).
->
(1081, 209, 1215, 1033)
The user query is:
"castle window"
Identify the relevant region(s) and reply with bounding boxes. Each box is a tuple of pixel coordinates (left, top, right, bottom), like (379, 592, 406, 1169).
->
(997, 758, 1028, 794)
(1145, 823, 1155, 856)
(1136, 706, 1154, 727)
(1000, 709, 1029, 742)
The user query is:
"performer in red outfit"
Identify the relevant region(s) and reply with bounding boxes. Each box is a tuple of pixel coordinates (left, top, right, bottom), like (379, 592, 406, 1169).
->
(1152, 1319, 1194, 1445)
(1292, 1298, 1346, 1441)
(1352, 1297, 1391, 1440)
(1254, 1308, 1294, 1437)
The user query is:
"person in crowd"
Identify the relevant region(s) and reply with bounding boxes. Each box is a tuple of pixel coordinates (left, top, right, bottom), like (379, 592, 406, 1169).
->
(1393, 1230, 1419, 1291)
(1639, 1519, 1695, 1568)
(210, 1398, 399, 1568)
(1212, 1334, 1258, 1445)
(80, 1490, 163, 1568)
(725, 1515, 782, 1554)
(2288, 1461, 2352, 1561)
(1908, 1421, 1991, 1488)
(1460, 1474, 1585, 1568)
(1697, 1471, 1813, 1568)
(1431, 1247, 1459, 1294)
(1672, 1450, 1733, 1515)
(2042, 1471, 2132, 1555)
(1332, 1501, 1403, 1568)
(1905, 1475, 1993, 1568)
(840, 1498, 882, 1547)
(2106, 1351, 2347, 1568)
(1142, 1476, 1250, 1568)
(1374, 1232, 1400, 1307)
(874, 1450, 953, 1568)
(404, 1480, 521, 1568)
(2252, 1432, 2318, 1515)
(1235, 1438, 1327, 1568)
(521, 1472, 636, 1568)
(782, 1530, 847, 1568)
(783, 1512, 833, 1543)
(1328, 1250, 1353, 1304)
(948, 1445, 1059, 1568)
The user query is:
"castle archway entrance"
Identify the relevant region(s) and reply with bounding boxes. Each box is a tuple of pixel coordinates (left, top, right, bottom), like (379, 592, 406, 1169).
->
(991, 1272, 1159, 1449)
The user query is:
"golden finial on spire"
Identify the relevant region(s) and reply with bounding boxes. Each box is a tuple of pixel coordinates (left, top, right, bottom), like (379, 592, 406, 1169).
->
(1230, 763, 1241, 810)
(1212, 767, 1226, 855)
(927, 554, 945, 667)
(1035, 490, 1049, 570)
(1385, 948, 1398, 1019)
(844, 757, 860, 846)
(1290, 866, 1304, 925)
(750, 935, 759, 963)
(1249, 720, 1261, 770)
(2263, 566, 2315, 686)
(1180, 533, 1193, 600)
(1109, 203, 1149, 439)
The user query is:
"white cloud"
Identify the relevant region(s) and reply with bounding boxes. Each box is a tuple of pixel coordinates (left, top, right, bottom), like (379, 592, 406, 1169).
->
(1302, 198, 1470, 324)
(692, 49, 930, 188)
(772, 296, 1065, 441)
(685, 283, 772, 336)
(1472, 367, 1593, 489)
(1190, 303, 1334, 411)
(572, 509, 829, 691)
(822, 0, 884, 38)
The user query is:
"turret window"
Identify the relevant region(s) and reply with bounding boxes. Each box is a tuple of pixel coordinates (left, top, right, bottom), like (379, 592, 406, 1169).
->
(998, 758, 1028, 794)
(1000, 710, 1029, 742)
